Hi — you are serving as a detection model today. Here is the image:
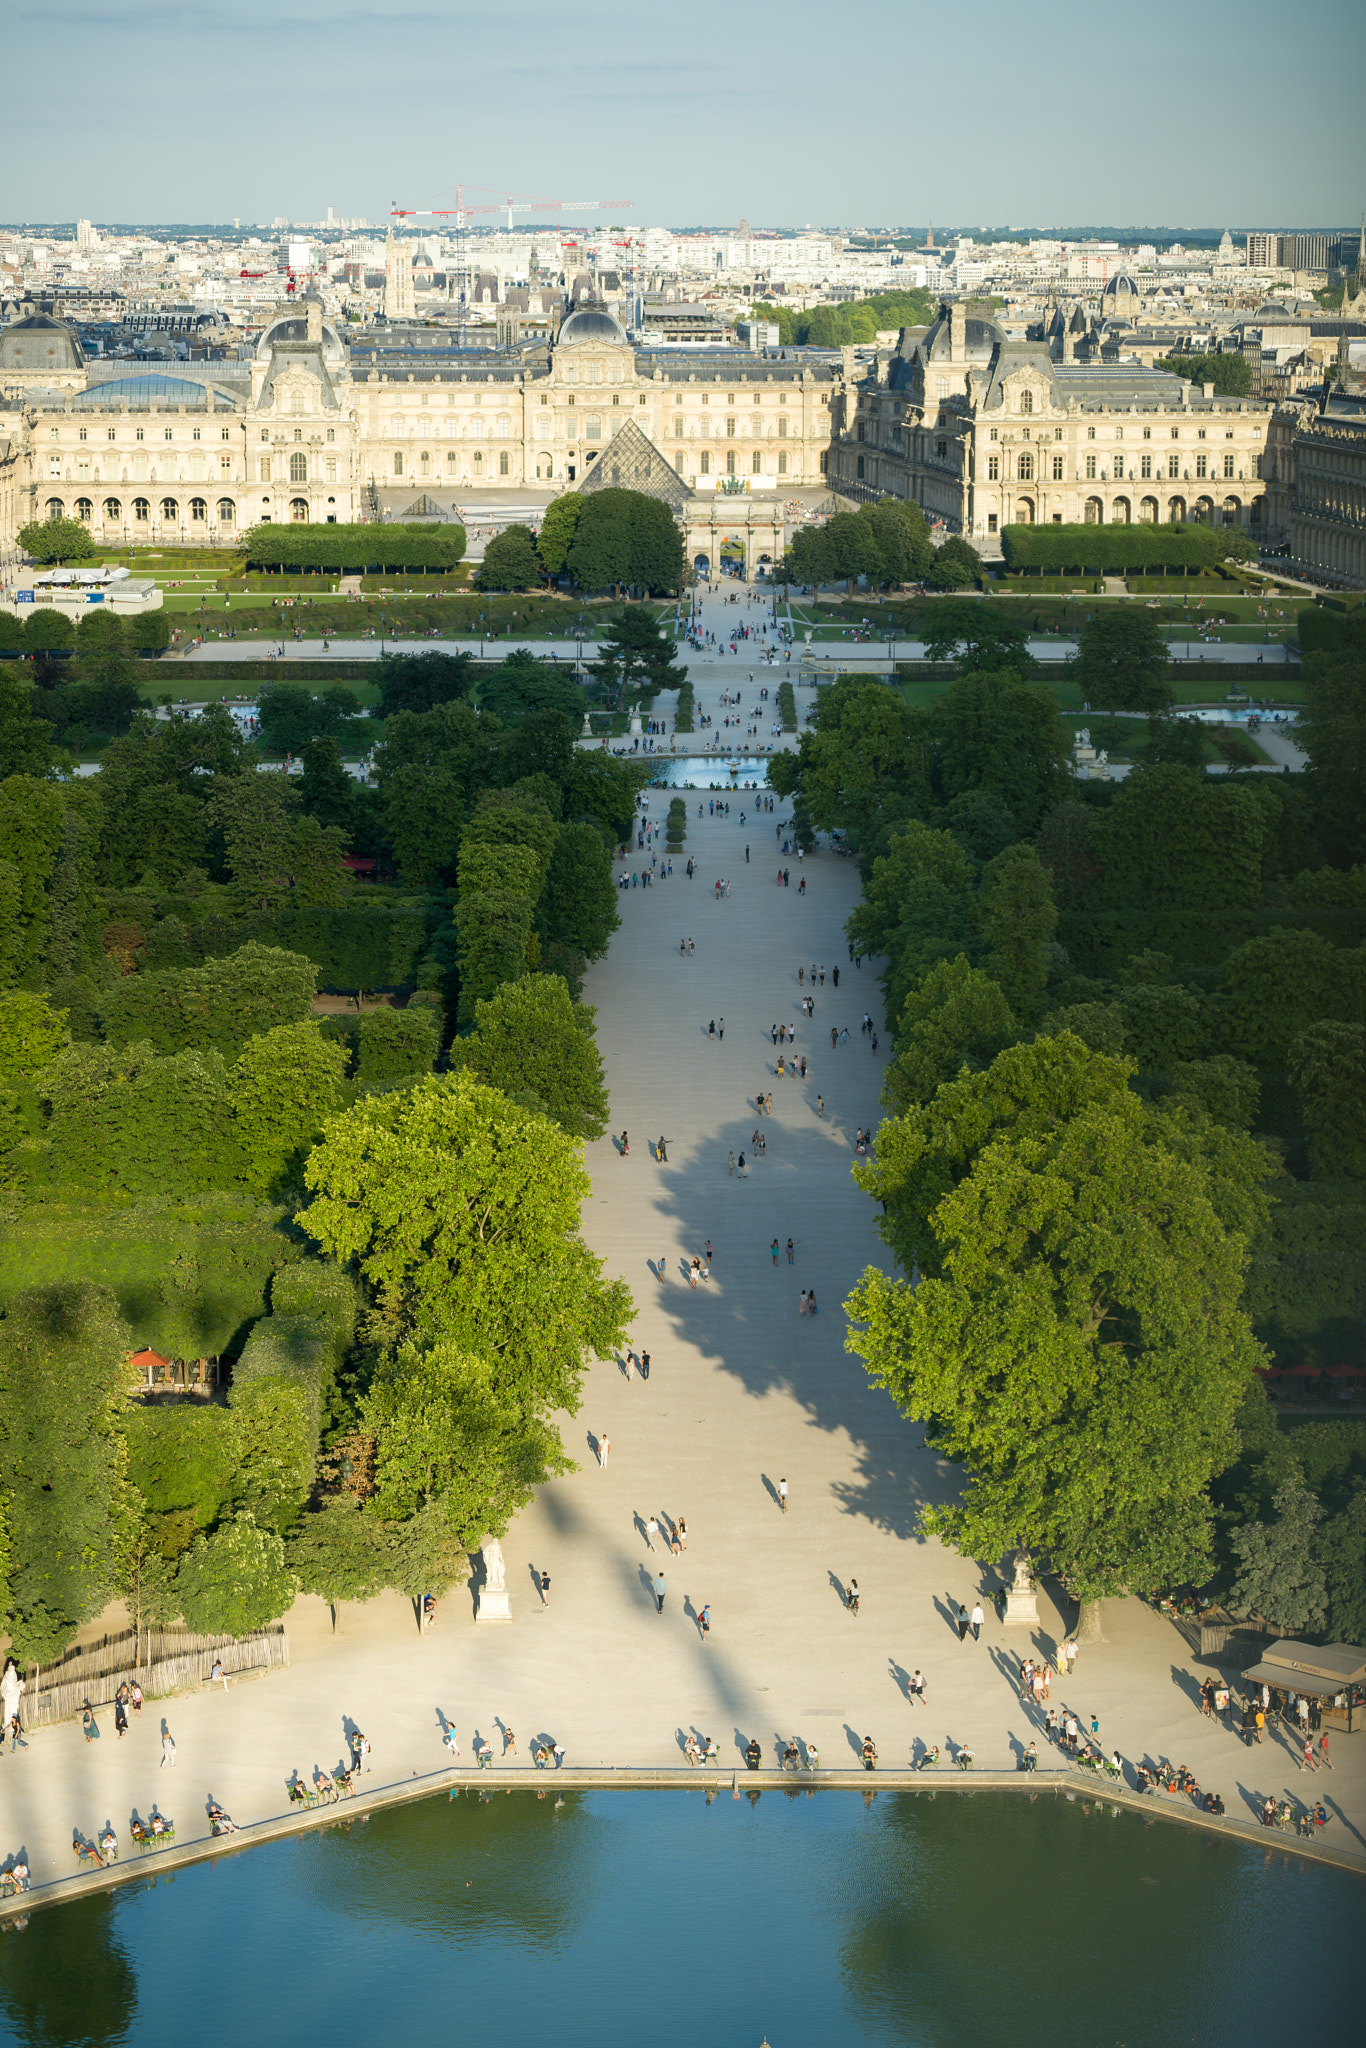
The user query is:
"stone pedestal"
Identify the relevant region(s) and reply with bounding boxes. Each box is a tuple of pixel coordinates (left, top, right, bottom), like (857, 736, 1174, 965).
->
(475, 1585, 512, 1623)
(1002, 1552, 1040, 1628)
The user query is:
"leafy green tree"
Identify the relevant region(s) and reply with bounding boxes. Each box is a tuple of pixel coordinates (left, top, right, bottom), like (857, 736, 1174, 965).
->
(1153, 352, 1253, 397)
(858, 497, 933, 586)
(22, 611, 75, 654)
(1296, 653, 1366, 866)
(821, 512, 880, 592)
(18, 516, 96, 564)
(536, 821, 619, 980)
(536, 493, 582, 577)
(1229, 1475, 1328, 1634)
(564, 751, 648, 845)
(1289, 1021, 1366, 1179)
(232, 1022, 346, 1196)
(776, 679, 931, 844)
(353, 1006, 440, 1086)
(930, 671, 1069, 833)
(942, 790, 1018, 865)
(0, 1283, 136, 1663)
(449, 975, 609, 1138)
(566, 490, 685, 595)
(475, 525, 542, 592)
(0, 672, 63, 781)
(92, 707, 244, 887)
(1114, 981, 1208, 1069)
(362, 1341, 571, 1544)
(299, 735, 358, 835)
(256, 682, 360, 755)
(287, 1497, 388, 1630)
(1085, 766, 1277, 961)
(846, 822, 975, 961)
(926, 536, 981, 590)
(479, 650, 583, 725)
(1070, 607, 1173, 717)
(374, 699, 485, 885)
(1214, 928, 1348, 1065)
(0, 991, 69, 1086)
(208, 771, 350, 911)
(1321, 1479, 1366, 1642)
(301, 1071, 631, 1407)
(848, 1036, 1263, 1614)
(883, 956, 1017, 1114)
(175, 1510, 299, 1636)
(375, 650, 476, 718)
(1146, 712, 1207, 769)
(381, 1497, 473, 1601)
(1037, 1001, 1125, 1056)
(455, 840, 540, 1020)
(1167, 1055, 1261, 1131)
(99, 941, 317, 1061)
(978, 842, 1057, 1021)
(922, 600, 1033, 675)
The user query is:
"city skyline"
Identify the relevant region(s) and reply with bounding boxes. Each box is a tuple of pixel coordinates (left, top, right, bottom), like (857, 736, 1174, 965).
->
(9, 0, 1364, 226)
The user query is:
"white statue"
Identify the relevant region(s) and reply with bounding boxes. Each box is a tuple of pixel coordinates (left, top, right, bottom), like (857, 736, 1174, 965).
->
(1075, 727, 1090, 748)
(0, 1660, 22, 1723)
(482, 1537, 506, 1593)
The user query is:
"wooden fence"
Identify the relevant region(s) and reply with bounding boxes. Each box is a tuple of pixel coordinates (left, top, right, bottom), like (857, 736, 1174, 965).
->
(17, 1626, 289, 1730)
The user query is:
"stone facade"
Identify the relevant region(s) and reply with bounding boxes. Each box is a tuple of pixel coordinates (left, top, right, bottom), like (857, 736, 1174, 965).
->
(3, 303, 838, 556)
(827, 303, 1275, 544)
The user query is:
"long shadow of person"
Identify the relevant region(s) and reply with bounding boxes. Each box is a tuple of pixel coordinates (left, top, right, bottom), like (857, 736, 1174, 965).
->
(888, 1659, 911, 1705)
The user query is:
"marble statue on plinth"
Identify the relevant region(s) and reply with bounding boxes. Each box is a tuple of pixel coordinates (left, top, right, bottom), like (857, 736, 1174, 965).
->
(476, 1536, 512, 1622)
(1003, 1551, 1040, 1628)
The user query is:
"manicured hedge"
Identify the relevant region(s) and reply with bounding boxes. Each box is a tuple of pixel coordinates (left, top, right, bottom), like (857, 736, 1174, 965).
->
(178, 904, 433, 992)
(241, 523, 466, 574)
(1297, 605, 1366, 653)
(1001, 524, 1225, 575)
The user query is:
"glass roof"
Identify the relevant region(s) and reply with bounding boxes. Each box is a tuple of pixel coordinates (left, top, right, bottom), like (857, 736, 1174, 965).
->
(73, 376, 242, 408)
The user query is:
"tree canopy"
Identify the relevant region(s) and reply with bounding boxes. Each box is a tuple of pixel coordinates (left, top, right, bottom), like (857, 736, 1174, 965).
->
(448, 975, 609, 1138)
(17, 517, 96, 564)
(564, 490, 685, 594)
(475, 525, 543, 593)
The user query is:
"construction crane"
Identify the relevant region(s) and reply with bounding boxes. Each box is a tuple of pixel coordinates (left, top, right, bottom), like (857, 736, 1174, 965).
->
(390, 187, 632, 342)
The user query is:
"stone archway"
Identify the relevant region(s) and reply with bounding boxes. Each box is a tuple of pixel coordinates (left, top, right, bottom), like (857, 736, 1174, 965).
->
(1112, 497, 1131, 524)
(1139, 496, 1158, 523)
(1168, 497, 1186, 524)
(1015, 498, 1035, 524)
(1222, 496, 1242, 526)
(1085, 496, 1104, 525)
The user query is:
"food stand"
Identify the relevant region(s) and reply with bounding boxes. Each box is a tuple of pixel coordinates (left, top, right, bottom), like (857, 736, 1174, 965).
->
(1239, 1642, 1366, 1732)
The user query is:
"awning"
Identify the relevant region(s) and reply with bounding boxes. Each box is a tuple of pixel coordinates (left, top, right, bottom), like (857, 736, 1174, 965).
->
(1240, 1641, 1366, 1695)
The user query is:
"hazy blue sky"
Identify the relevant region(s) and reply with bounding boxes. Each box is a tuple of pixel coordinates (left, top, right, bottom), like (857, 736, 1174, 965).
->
(8, 0, 1364, 228)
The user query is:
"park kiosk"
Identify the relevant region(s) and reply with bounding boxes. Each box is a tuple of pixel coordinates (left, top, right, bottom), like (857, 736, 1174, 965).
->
(1239, 1642, 1366, 1732)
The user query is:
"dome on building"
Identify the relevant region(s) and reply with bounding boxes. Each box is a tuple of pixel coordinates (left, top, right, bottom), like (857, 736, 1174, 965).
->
(556, 305, 630, 347)
(0, 312, 84, 373)
(1104, 272, 1141, 299)
(254, 313, 347, 363)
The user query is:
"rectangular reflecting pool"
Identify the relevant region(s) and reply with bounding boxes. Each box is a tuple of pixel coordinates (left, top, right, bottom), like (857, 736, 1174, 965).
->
(0, 1789, 1359, 2046)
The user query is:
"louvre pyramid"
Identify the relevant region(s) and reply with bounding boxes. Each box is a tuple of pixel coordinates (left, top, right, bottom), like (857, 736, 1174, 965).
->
(578, 418, 692, 509)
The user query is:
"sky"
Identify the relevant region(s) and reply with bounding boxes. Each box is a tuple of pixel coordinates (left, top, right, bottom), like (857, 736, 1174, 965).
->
(7, 0, 1365, 230)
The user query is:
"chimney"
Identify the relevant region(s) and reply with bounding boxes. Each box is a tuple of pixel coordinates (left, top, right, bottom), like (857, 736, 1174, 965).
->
(1203, 382, 1215, 399)
(950, 300, 966, 361)
(841, 343, 855, 387)
(306, 300, 322, 345)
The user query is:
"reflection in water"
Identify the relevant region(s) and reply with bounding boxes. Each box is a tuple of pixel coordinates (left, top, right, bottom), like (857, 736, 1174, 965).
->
(0, 1792, 1360, 2048)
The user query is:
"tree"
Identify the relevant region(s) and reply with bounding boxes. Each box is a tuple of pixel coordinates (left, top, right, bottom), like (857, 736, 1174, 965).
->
(535, 820, 619, 979)
(1289, 1021, 1366, 1180)
(375, 650, 476, 719)
(299, 735, 358, 835)
(286, 1497, 388, 1630)
(883, 956, 1017, 1115)
(1296, 653, 1366, 866)
(1146, 713, 1207, 770)
(256, 682, 359, 755)
(822, 512, 880, 592)
(564, 751, 648, 845)
(232, 1021, 346, 1196)
(99, 941, 317, 1061)
(174, 1511, 299, 1637)
(566, 490, 685, 595)
(301, 1071, 631, 1411)
(0, 1283, 137, 1664)
(17, 516, 96, 564)
(455, 839, 541, 1020)
(207, 772, 349, 910)
(535, 493, 582, 577)
(1321, 1479, 1366, 1643)
(22, 610, 75, 654)
(591, 606, 686, 706)
(0, 673, 62, 782)
(779, 678, 931, 843)
(858, 497, 933, 586)
(1153, 352, 1253, 397)
(847, 1036, 1264, 1614)
(478, 649, 583, 725)
(1214, 927, 1345, 1065)
(926, 536, 981, 590)
(449, 975, 609, 1139)
(362, 1341, 571, 1545)
(977, 842, 1057, 1021)
(930, 671, 1069, 834)
(1070, 607, 1173, 717)
(1229, 1475, 1328, 1634)
(475, 525, 542, 592)
(1113, 980, 1208, 1069)
(922, 600, 1033, 675)
(846, 821, 976, 961)
(0, 991, 69, 1088)
(374, 698, 485, 884)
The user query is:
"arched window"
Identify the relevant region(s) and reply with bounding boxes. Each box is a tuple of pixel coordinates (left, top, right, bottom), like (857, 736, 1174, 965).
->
(752, 451, 762, 474)
(1084, 496, 1103, 525)
(446, 452, 458, 471)
(777, 451, 787, 475)
(1020, 389, 1033, 414)
(103, 497, 121, 523)
(1112, 498, 1130, 525)
(700, 451, 710, 475)
(290, 498, 309, 523)
(289, 452, 307, 483)
(726, 450, 736, 476)
(217, 499, 235, 525)
(472, 451, 483, 473)
(75, 498, 93, 522)
(160, 498, 179, 523)
(1139, 497, 1158, 523)
(45, 497, 64, 519)
(393, 452, 403, 476)
(498, 451, 510, 475)
(1015, 498, 1035, 524)
(133, 498, 149, 522)
(189, 498, 207, 522)
(419, 451, 430, 476)
(1017, 452, 1033, 482)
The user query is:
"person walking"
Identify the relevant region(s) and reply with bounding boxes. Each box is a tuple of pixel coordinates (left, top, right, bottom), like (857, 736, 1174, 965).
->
(770, 1238, 781, 1265)
(161, 1728, 176, 1768)
(816, 1094, 824, 1118)
(657, 1135, 670, 1163)
(970, 1601, 984, 1643)
(799, 1290, 808, 1316)
(709, 1019, 715, 1039)
(786, 1238, 795, 1263)
(957, 1604, 970, 1642)
(1318, 1732, 1333, 1770)
(832, 965, 839, 987)
(620, 1130, 629, 1156)
(718, 1019, 724, 1041)
(808, 1290, 818, 1316)
(599, 1432, 610, 1469)
(540, 1570, 551, 1606)
(645, 1515, 659, 1552)
(653, 1573, 668, 1614)
(698, 1603, 711, 1643)
(778, 1477, 788, 1514)
(909, 1669, 927, 1705)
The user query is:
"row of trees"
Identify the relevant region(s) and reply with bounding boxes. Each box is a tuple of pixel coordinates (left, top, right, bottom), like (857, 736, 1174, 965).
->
(1001, 522, 1254, 575)
(749, 288, 938, 347)
(783, 499, 983, 593)
(476, 489, 687, 596)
